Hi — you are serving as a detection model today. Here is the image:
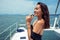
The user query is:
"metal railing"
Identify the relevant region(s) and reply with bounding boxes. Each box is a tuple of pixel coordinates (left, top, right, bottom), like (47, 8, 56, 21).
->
(0, 22, 18, 40)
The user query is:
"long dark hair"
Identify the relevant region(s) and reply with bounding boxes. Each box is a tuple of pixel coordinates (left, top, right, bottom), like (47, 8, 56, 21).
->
(37, 2, 50, 29)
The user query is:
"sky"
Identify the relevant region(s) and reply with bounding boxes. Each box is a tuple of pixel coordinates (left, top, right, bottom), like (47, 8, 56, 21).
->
(0, 0, 60, 15)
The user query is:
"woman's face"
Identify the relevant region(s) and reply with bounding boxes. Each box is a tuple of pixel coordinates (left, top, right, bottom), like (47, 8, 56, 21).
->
(34, 4, 42, 17)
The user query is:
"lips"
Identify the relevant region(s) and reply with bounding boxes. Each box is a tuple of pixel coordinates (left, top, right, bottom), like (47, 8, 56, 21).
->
(34, 13, 37, 16)
(34, 12, 37, 14)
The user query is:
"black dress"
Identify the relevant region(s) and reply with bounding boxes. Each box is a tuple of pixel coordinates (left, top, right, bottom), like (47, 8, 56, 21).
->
(31, 25, 42, 40)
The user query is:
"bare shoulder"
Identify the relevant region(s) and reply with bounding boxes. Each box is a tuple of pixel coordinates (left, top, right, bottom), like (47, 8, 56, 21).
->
(37, 19, 45, 25)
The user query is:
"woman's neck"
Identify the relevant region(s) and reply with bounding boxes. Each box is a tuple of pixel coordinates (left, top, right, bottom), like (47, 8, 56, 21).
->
(38, 16, 42, 20)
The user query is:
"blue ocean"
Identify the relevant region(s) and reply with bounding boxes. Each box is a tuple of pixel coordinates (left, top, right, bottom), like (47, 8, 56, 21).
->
(0, 14, 60, 40)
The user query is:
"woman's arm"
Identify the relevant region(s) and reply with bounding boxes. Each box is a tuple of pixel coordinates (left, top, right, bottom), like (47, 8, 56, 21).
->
(26, 22, 31, 40)
(26, 16, 33, 40)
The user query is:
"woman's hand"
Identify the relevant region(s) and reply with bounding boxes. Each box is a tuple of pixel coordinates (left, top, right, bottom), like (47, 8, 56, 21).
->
(26, 15, 34, 23)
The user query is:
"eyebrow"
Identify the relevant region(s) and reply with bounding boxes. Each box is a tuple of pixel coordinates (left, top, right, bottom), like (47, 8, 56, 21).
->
(35, 7, 38, 9)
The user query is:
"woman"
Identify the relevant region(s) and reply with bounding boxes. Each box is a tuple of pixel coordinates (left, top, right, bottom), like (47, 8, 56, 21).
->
(26, 2, 50, 40)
